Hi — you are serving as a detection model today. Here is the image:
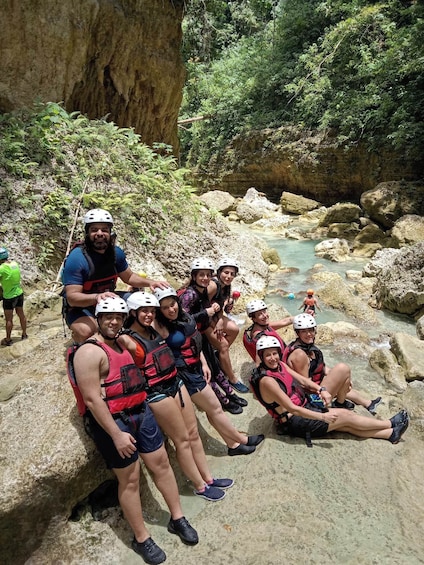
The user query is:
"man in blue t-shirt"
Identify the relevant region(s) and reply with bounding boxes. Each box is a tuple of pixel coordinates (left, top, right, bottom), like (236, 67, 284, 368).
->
(63, 208, 168, 343)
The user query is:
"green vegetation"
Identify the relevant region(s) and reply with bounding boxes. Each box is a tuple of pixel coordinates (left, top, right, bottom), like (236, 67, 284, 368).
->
(0, 102, 198, 270)
(181, 0, 424, 169)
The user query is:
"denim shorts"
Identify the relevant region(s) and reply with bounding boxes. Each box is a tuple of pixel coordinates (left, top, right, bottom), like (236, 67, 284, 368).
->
(85, 403, 163, 469)
(177, 366, 207, 397)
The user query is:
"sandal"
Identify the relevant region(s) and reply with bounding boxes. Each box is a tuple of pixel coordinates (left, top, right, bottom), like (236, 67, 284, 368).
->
(1, 338, 13, 346)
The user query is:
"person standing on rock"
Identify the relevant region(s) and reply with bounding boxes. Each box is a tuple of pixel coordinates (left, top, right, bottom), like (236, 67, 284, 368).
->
(284, 314, 382, 414)
(71, 296, 198, 565)
(62, 208, 168, 343)
(0, 247, 28, 346)
(251, 335, 409, 445)
(299, 289, 322, 316)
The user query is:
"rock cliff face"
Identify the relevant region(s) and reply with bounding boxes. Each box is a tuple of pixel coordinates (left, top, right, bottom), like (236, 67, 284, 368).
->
(204, 127, 421, 204)
(0, 0, 185, 150)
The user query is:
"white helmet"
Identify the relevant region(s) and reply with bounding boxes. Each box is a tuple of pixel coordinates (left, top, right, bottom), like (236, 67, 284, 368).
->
(246, 299, 268, 315)
(293, 313, 317, 330)
(216, 257, 239, 273)
(256, 335, 282, 352)
(190, 257, 214, 272)
(83, 208, 114, 227)
(95, 297, 128, 317)
(154, 287, 178, 303)
(127, 292, 159, 311)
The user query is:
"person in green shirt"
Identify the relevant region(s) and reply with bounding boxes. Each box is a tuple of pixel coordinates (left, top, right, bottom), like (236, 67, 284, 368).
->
(0, 247, 27, 346)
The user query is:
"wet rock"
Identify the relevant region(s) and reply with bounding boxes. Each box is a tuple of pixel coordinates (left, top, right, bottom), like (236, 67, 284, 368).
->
(324, 321, 370, 344)
(416, 315, 424, 340)
(314, 239, 351, 262)
(262, 248, 281, 268)
(369, 348, 408, 393)
(389, 332, 424, 382)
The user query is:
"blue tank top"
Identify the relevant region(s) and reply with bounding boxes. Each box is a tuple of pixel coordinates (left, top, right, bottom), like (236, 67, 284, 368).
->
(165, 329, 185, 361)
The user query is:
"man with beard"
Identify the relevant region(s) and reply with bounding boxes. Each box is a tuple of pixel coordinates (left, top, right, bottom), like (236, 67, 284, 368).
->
(63, 208, 168, 343)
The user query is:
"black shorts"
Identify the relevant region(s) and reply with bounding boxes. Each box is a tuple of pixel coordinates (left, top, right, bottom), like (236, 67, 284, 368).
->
(287, 403, 329, 438)
(3, 293, 24, 310)
(177, 365, 207, 396)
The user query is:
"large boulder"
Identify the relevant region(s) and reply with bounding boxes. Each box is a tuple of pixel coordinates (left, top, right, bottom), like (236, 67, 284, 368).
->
(352, 223, 391, 257)
(363, 243, 424, 315)
(280, 192, 321, 214)
(360, 181, 424, 229)
(389, 333, 424, 382)
(198, 191, 236, 215)
(369, 348, 408, 393)
(390, 214, 424, 247)
(318, 203, 362, 226)
(314, 239, 351, 262)
(0, 1, 185, 150)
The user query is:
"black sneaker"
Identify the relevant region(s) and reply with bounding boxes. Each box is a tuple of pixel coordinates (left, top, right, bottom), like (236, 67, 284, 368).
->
(247, 434, 265, 446)
(193, 484, 226, 501)
(208, 477, 234, 489)
(223, 400, 243, 414)
(167, 516, 199, 545)
(232, 380, 250, 393)
(388, 417, 409, 444)
(390, 409, 409, 428)
(131, 537, 166, 564)
(229, 394, 248, 407)
(367, 397, 382, 415)
(228, 443, 256, 456)
(333, 399, 355, 410)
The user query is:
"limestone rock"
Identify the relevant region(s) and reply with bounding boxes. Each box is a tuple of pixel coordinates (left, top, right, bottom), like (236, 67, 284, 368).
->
(345, 270, 363, 281)
(318, 203, 362, 226)
(24, 290, 62, 322)
(389, 332, 424, 381)
(403, 381, 424, 430)
(280, 192, 321, 214)
(312, 271, 378, 324)
(360, 181, 424, 229)
(352, 223, 390, 257)
(262, 248, 281, 268)
(416, 315, 424, 340)
(327, 223, 361, 238)
(0, 1, 185, 150)
(390, 214, 424, 247)
(235, 201, 264, 224)
(199, 190, 236, 214)
(314, 239, 351, 262)
(363, 243, 424, 315)
(369, 347, 408, 393)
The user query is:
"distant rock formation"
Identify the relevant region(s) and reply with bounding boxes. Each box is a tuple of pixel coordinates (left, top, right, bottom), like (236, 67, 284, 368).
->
(0, 0, 185, 150)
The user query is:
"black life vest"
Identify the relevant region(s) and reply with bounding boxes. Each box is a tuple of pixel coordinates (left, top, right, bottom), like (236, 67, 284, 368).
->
(67, 339, 146, 416)
(249, 362, 307, 423)
(124, 328, 178, 388)
(283, 340, 325, 384)
(178, 285, 211, 333)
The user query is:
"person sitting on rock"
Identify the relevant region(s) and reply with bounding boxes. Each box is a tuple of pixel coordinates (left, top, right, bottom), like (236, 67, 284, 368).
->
(250, 335, 409, 445)
(153, 286, 264, 456)
(299, 289, 322, 316)
(71, 296, 198, 565)
(62, 208, 168, 343)
(243, 299, 293, 364)
(283, 313, 382, 414)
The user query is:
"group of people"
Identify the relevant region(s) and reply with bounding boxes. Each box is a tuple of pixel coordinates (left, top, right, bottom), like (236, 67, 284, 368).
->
(3, 207, 410, 564)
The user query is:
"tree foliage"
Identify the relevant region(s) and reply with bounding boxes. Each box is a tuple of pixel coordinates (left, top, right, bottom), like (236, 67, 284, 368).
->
(181, 0, 424, 168)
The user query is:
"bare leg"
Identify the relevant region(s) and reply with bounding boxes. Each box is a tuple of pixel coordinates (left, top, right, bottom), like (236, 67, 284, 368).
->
(70, 315, 97, 343)
(191, 385, 248, 448)
(113, 460, 150, 543)
(149, 395, 206, 491)
(141, 445, 183, 520)
(221, 318, 239, 346)
(346, 388, 372, 408)
(15, 306, 27, 337)
(178, 385, 213, 484)
(322, 363, 351, 403)
(205, 327, 237, 383)
(4, 309, 13, 341)
(327, 409, 392, 439)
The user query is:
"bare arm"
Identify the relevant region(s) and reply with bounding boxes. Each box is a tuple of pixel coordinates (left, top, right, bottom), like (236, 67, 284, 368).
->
(66, 284, 117, 308)
(269, 317, 294, 330)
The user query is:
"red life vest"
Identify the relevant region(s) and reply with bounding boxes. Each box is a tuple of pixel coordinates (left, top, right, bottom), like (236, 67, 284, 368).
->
(249, 361, 307, 422)
(67, 340, 147, 416)
(283, 340, 325, 384)
(176, 316, 203, 367)
(243, 324, 287, 362)
(124, 328, 178, 388)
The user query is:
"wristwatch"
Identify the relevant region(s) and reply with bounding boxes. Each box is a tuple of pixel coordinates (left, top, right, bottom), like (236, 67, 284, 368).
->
(319, 386, 327, 392)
